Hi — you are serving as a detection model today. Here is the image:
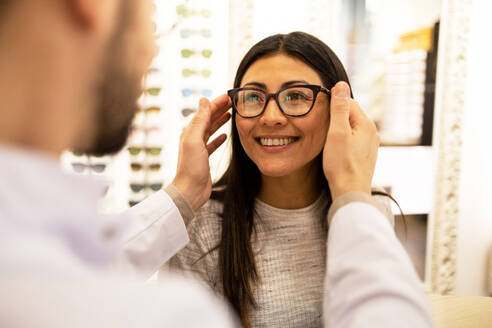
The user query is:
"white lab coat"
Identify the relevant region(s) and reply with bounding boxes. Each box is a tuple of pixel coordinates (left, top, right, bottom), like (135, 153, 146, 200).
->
(0, 145, 238, 327)
(0, 145, 433, 327)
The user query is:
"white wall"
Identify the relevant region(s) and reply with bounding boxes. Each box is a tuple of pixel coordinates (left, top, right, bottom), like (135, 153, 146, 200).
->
(373, 147, 436, 215)
(365, 0, 442, 53)
(455, 0, 492, 296)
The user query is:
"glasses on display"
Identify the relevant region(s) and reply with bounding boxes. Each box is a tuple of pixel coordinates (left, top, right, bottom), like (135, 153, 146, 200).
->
(181, 88, 212, 98)
(180, 49, 213, 59)
(71, 163, 107, 174)
(145, 87, 162, 97)
(129, 183, 163, 193)
(137, 106, 162, 115)
(128, 147, 163, 156)
(147, 68, 160, 75)
(130, 163, 162, 172)
(71, 150, 85, 157)
(228, 84, 330, 118)
(145, 126, 162, 134)
(176, 5, 211, 18)
(128, 200, 141, 207)
(131, 125, 161, 135)
(179, 28, 212, 39)
(70, 151, 105, 159)
(182, 69, 212, 78)
(181, 107, 197, 117)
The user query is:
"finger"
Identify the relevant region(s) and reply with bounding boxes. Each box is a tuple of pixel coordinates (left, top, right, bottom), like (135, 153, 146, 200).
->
(186, 95, 231, 144)
(189, 98, 213, 137)
(206, 134, 227, 155)
(206, 112, 231, 141)
(209, 94, 232, 122)
(329, 81, 351, 134)
(348, 100, 373, 131)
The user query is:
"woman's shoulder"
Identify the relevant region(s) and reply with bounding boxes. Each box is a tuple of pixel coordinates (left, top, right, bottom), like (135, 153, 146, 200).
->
(168, 199, 223, 287)
(194, 197, 224, 224)
(187, 198, 224, 244)
(198, 196, 224, 215)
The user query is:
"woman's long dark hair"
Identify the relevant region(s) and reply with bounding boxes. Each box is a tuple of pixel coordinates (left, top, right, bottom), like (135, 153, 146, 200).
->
(209, 32, 353, 327)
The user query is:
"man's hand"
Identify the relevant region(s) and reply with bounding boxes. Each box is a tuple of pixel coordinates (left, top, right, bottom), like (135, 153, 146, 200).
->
(322, 81, 380, 200)
(171, 95, 232, 211)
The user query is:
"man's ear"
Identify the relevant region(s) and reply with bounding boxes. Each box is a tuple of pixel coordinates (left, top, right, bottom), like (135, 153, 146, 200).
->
(67, 0, 119, 36)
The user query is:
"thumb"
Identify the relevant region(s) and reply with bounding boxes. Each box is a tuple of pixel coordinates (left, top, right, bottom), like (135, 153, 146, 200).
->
(329, 81, 351, 134)
(191, 98, 212, 135)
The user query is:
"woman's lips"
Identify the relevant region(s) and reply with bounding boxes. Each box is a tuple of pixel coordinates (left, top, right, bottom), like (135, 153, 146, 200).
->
(255, 136, 300, 152)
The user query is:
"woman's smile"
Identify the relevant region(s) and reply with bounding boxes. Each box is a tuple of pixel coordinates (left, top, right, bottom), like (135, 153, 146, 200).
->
(255, 135, 300, 152)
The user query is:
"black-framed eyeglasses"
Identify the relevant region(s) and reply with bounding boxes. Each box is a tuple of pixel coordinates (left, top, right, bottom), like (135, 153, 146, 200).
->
(227, 84, 330, 118)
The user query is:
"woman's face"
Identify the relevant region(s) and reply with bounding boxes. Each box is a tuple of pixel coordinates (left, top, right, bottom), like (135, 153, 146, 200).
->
(236, 53, 330, 178)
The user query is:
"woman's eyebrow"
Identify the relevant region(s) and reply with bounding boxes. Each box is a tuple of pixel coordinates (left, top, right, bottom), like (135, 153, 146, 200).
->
(242, 80, 310, 89)
(281, 80, 309, 88)
(242, 82, 267, 89)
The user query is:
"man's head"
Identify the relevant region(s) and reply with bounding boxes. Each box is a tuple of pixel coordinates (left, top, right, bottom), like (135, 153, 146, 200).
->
(0, 0, 156, 156)
(83, 0, 156, 155)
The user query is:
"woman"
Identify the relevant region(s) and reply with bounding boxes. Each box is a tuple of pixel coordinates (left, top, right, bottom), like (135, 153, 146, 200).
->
(167, 31, 393, 327)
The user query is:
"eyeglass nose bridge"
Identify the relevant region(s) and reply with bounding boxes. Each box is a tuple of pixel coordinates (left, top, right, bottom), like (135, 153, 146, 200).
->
(260, 92, 288, 117)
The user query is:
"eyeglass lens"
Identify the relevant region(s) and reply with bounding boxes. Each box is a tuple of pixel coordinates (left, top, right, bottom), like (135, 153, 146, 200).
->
(233, 86, 316, 117)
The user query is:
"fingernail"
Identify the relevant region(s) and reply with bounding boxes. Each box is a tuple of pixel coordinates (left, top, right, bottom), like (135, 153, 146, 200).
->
(199, 98, 209, 109)
(334, 82, 350, 98)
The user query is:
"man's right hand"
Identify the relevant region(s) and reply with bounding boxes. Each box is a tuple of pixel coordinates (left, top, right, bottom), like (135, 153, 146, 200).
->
(171, 95, 232, 211)
(322, 81, 380, 200)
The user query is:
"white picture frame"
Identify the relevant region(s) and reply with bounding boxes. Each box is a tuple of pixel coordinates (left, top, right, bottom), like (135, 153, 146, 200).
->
(427, 0, 473, 294)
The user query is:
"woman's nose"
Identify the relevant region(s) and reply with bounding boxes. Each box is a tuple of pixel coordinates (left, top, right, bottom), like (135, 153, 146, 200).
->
(259, 98, 288, 126)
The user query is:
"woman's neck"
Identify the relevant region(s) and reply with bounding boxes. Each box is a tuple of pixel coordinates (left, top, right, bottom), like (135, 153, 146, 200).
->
(257, 162, 323, 209)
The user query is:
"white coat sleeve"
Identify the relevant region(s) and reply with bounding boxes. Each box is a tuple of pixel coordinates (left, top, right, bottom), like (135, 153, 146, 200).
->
(111, 187, 193, 278)
(324, 192, 434, 328)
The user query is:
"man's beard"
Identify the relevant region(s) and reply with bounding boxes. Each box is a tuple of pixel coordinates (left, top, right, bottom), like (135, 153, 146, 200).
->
(81, 2, 142, 156)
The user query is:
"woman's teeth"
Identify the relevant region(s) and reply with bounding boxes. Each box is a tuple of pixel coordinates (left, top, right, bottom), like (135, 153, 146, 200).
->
(259, 137, 296, 146)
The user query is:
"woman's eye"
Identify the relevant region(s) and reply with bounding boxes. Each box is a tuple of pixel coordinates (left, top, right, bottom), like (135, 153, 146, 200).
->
(285, 92, 309, 101)
(244, 93, 262, 103)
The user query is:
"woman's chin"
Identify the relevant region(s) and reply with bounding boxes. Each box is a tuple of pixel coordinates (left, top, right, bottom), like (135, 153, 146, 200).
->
(258, 164, 294, 178)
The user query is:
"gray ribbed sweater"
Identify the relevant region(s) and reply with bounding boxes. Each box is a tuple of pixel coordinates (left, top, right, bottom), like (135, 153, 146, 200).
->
(166, 193, 391, 328)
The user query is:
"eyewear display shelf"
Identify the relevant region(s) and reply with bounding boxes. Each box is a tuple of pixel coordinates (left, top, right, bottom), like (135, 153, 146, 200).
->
(373, 22, 441, 286)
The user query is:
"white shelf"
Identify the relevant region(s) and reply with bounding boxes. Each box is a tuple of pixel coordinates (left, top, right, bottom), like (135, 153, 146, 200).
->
(373, 146, 435, 215)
